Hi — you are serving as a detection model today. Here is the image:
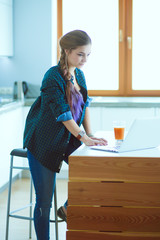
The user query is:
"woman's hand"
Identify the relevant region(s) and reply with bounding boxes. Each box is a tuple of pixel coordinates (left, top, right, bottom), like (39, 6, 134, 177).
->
(81, 135, 108, 146)
(62, 119, 108, 146)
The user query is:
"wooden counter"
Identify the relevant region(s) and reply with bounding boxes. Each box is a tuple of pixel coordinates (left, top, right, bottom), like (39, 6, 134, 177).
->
(67, 134, 160, 240)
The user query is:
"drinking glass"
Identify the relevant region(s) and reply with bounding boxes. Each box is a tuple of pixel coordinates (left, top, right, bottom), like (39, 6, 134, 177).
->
(113, 120, 126, 146)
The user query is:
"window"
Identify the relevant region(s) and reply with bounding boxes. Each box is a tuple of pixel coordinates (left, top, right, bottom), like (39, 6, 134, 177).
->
(57, 0, 160, 96)
(132, 0, 160, 91)
(63, 0, 119, 93)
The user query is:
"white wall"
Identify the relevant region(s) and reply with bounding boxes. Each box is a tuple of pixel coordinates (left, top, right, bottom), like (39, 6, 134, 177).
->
(0, 0, 52, 87)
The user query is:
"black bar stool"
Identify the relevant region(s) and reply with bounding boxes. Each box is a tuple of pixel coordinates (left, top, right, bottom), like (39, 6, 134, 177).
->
(5, 148, 63, 240)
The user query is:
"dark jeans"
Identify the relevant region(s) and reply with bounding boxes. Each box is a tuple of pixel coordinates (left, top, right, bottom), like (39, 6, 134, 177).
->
(27, 150, 67, 240)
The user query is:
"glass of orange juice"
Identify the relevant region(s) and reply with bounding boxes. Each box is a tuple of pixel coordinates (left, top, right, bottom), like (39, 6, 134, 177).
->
(113, 120, 126, 145)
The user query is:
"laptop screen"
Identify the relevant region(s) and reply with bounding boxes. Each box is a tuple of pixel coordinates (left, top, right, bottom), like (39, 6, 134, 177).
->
(119, 117, 160, 152)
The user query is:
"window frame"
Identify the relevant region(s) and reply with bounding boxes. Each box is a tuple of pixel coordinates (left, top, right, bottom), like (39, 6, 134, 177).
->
(57, 0, 160, 97)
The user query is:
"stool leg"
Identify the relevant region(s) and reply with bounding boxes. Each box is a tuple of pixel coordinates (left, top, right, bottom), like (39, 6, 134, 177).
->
(29, 177, 33, 239)
(5, 155, 14, 240)
(54, 184, 59, 240)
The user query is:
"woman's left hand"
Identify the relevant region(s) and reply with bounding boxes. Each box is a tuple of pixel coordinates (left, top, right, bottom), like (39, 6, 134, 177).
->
(90, 137, 108, 146)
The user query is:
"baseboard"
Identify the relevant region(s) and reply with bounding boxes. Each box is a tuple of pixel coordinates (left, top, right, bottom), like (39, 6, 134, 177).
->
(0, 173, 21, 193)
(0, 164, 68, 194)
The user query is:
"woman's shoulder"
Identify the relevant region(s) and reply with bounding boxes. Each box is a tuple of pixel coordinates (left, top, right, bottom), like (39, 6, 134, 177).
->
(41, 66, 86, 90)
(41, 64, 65, 87)
(44, 65, 61, 79)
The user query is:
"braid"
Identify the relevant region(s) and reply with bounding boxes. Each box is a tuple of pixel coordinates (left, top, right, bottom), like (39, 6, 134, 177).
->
(60, 49, 70, 80)
(60, 48, 73, 107)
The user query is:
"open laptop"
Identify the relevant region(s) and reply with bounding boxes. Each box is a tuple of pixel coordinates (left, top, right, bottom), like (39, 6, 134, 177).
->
(91, 117, 160, 153)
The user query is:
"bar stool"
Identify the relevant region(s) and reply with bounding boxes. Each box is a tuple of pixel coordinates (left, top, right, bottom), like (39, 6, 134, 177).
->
(5, 148, 63, 240)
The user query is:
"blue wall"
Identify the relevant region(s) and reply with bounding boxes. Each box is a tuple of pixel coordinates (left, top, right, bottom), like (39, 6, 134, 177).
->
(0, 0, 52, 87)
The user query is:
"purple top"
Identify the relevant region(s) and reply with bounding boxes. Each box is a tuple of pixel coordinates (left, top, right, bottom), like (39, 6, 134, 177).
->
(56, 74, 91, 123)
(70, 85, 84, 122)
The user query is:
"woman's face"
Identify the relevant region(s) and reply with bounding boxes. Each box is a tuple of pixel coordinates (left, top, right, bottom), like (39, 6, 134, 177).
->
(66, 44, 91, 69)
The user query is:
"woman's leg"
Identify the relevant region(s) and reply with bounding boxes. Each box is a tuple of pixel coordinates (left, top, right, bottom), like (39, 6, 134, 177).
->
(27, 150, 56, 240)
(63, 160, 69, 211)
(57, 161, 68, 221)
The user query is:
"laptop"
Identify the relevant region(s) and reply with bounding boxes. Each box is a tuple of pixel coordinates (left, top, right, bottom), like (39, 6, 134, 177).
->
(91, 117, 160, 153)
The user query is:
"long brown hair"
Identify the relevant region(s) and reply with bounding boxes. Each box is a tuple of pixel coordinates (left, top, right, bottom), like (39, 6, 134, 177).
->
(59, 30, 91, 107)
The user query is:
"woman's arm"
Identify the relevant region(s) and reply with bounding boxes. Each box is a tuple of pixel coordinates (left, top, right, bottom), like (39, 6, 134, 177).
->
(82, 107, 108, 144)
(82, 107, 93, 136)
(62, 119, 107, 146)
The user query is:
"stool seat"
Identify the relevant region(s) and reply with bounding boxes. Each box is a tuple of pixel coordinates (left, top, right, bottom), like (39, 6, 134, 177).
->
(10, 148, 27, 157)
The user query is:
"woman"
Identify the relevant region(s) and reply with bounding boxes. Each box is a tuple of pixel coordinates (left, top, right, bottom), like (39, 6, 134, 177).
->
(23, 30, 107, 240)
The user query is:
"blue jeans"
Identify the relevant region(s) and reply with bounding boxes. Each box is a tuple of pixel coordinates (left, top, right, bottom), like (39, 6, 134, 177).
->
(27, 150, 67, 240)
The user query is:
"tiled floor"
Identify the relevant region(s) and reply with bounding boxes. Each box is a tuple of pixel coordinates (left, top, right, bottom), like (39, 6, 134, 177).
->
(0, 178, 68, 240)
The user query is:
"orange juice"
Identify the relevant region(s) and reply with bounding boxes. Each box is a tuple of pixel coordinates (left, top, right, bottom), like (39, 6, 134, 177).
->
(114, 127, 125, 140)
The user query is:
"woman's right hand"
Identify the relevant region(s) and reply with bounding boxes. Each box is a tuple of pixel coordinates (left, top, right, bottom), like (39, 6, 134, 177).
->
(81, 134, 108, 146)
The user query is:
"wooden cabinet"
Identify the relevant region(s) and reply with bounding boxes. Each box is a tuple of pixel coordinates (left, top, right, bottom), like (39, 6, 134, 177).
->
(0, 105, 29, 190)
(0, 0, 13, 56)
(67, 154, 160, 239)
(90, 107, 155, 133)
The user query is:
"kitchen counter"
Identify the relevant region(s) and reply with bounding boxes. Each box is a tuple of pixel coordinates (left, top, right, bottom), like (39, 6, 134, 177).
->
(90, 96, 160, 108)
(0, 96, 24, 114)
(1, 96, 160, 115)
(24, 96, 160, 108)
